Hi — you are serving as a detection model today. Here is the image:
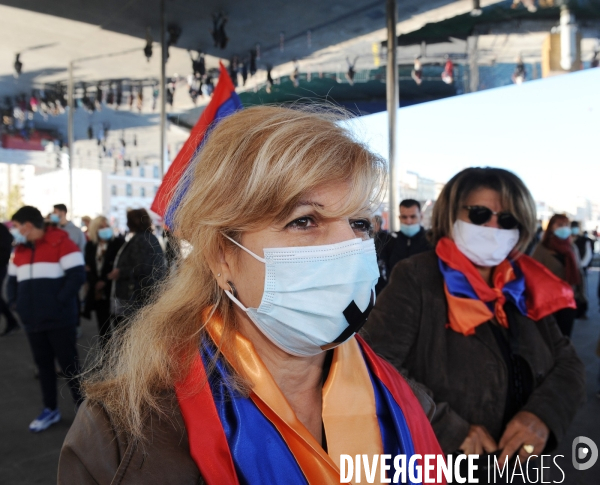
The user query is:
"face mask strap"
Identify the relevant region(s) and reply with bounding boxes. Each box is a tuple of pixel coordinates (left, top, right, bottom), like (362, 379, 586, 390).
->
(223, 234, 266, 263)
(224, 289, 249, 312)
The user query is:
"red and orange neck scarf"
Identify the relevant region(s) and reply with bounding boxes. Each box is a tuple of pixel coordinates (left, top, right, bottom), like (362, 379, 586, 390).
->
(436, 237, 576, 336)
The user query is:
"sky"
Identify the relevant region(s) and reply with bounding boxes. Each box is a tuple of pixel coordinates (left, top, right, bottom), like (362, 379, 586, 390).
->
(346, 68, 600, 215)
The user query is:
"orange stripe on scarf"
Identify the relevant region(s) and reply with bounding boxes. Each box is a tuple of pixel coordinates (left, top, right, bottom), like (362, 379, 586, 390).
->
(205, 314, 384, 484)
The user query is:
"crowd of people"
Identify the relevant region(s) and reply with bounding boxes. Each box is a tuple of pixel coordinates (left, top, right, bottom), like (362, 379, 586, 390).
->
(0, 204, 167, 432)
(0, 106, 597, 484)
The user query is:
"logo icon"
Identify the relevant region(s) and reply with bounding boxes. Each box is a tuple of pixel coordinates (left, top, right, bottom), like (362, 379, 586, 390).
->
(572, 436, 598, 471)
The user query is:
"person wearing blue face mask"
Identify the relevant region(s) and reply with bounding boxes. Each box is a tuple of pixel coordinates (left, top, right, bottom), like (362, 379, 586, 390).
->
(380, 198, 432, 279)
(7, 206, 86, 432)
(83, 216, 124, 348)
(59, 106, 444, 484)
(532, 214, 586, 336)
(52, 204, 86, 253)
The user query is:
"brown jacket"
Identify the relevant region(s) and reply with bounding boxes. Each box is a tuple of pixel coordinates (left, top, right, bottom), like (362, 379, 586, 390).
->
(58, 400, 204, 485)
(361, 250, 586, 454)
(59, 368, 436, 484)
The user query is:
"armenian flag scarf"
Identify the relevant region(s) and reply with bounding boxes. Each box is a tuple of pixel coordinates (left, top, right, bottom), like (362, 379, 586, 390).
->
(436, 237, 576, 336)
(175, 312, 445, 484)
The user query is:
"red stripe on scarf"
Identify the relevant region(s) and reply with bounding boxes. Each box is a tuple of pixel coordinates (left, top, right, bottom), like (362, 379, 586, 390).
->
(356, 335, 447, 484)
(175, 354, 240, 485)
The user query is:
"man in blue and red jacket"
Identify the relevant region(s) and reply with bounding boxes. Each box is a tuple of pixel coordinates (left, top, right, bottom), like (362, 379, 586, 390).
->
(7, 206, 86, 432)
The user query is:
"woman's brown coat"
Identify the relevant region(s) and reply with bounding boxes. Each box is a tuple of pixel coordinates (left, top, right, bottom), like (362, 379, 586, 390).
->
(361, 250, 586, 454)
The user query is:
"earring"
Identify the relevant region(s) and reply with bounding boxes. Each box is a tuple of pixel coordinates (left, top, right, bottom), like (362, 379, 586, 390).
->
(227, 281, 238, 298)
(216, 273, 221, 277)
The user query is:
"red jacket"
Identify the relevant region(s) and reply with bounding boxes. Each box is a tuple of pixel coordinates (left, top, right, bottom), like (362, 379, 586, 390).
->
(7, 226, 85, 332)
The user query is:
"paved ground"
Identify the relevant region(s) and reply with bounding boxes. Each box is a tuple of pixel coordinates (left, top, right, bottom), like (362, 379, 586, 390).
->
(1, 270, 600, 484)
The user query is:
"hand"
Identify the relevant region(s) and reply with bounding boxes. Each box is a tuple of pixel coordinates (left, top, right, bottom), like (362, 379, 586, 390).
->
(459, 425, 497, 455)
(498, 411, 549, 466)
(95, 281, 106, 291)
(107, 269, 120, 280)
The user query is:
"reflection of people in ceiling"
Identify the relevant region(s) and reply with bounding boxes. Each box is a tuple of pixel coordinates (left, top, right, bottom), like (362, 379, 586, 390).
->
(411, 56, 423, 85)
(249, 49, 257, 76)
(512, 56, 526, 85)
(144, 28, 153, 62)
(14, 53, 22, 77)
(211, 12, 229, 50)
(441, 56, 454, 85)
(266, 65, 274, 93)
(511, 0, 538, 13)
(345, 56, 358, 86)
(290, 60, 300, 88)
(189, 50, 206, 77)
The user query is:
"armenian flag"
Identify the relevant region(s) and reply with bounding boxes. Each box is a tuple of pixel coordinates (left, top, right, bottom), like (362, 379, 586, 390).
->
(151, 61, 242, 227)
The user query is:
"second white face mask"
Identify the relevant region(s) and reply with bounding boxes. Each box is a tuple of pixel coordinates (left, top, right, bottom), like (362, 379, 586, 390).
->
(453, 220, 519, 267)
(224, 236, 379, 357)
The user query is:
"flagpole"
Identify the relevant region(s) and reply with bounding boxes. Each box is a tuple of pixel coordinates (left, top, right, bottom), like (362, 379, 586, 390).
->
(386, 0, 399, 233)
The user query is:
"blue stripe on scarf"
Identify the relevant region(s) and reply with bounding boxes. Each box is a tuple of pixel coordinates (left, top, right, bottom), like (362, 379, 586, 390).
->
(201, 338, 423, 484)
(438, 258, 528, 316)
(367, 356, 421, 484)
(502, 263, 528, 315)
(438, 259, 479, 300)
(201, 339, 308, 485)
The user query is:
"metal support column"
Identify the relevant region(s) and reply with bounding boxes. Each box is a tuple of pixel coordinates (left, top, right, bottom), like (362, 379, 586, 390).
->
(386, 0, 399, 232)
(159, 0, 168, 177)
(468, 36, 479, 93)
(67, 61, 74, 214)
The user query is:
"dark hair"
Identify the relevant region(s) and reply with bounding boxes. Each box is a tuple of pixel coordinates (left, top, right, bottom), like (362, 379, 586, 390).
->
(542, 214, 569, 246)
(431, 167, 536, 252)
(53, 203, 68, 214)
(12, 206, 45, 229)
(126, 208, 153, 233)
(570, 220, 580, 228)
(400, 199, 421, 211)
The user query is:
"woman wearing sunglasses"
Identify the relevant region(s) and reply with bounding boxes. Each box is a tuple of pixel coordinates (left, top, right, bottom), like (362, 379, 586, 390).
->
(364, 167, 584, 472)
(531, 214, 585, 337)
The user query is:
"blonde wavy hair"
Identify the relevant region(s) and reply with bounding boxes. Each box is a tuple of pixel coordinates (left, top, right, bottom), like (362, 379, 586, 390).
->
(87, 215, 108, 244)
(84, 105, 386, 440)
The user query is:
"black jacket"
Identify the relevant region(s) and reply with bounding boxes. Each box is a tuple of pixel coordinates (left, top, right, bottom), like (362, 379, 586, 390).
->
(381, 227, 432, 275)
(0, 223, 13, 267)
(84, 236, 125, 313)
(362, 251, 585, 454)
(114, 232, 166, 312)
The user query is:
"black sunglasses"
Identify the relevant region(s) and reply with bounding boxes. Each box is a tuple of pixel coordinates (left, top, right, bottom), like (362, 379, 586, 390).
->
(463, 206, 519, 230)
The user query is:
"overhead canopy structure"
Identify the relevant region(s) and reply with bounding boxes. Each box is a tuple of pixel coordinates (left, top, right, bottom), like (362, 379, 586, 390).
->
(383, 0, 600, 47)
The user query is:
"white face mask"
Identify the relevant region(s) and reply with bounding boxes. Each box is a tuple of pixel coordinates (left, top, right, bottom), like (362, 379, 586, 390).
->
(224, 236, 379, 357)
(452, 220, 519, 267)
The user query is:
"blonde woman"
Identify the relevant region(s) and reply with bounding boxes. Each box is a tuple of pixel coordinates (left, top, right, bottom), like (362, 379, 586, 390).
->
(83, 216, 124, 347)
(59, 106, 444, 484)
